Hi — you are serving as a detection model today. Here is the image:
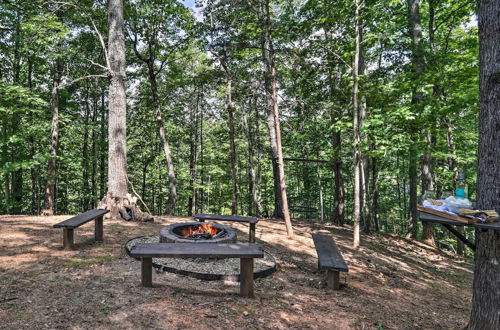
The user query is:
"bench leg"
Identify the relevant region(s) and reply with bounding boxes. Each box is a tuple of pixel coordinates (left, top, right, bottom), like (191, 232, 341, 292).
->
(63, 228, 75, 250)
(141, 257, 153, 287)
(326, 270, 340, 290)
(240, 258, 254, 297)
(95, 216, 104, 242)
(249, 223, 256, 243)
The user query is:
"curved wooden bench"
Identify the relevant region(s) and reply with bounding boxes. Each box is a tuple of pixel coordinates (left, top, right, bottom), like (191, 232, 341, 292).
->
(53, 209, 109, 250)
(130, 242, 264, 297)
(312, 233, 349, 290)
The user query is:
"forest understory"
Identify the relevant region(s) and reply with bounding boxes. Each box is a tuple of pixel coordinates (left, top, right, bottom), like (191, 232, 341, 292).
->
(0, 215, 472, 329)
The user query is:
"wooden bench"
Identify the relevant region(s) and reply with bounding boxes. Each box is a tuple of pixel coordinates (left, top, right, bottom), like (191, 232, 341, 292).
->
(53, 209, 109, 250)
(195, 213, 259, 243)
(130, 242, 264, 297)
(312, 234, 349, 290)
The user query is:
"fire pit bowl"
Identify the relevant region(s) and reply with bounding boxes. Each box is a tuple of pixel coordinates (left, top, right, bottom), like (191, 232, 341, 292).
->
(160, 222, 237, 243)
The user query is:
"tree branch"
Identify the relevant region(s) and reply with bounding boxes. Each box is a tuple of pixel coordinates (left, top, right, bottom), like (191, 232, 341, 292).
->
(59, 74, 107, 89)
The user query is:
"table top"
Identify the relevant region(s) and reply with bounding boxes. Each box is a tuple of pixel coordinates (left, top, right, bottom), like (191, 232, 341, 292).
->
(419, 211, 500, 230)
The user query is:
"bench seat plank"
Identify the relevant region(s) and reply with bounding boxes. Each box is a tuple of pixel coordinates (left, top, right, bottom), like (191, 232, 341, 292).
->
(53, 209, 109, 229)
(195, 213, 259, 223)
(130, 243, 264, 259)
(312, 234, 348, 272)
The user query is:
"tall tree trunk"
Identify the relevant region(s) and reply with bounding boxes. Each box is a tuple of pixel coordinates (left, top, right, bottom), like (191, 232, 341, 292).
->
(242, 101, 262, 217)
(92, 98, 98, 207)
(421, 132, 436, 245)
(226, 79, 239, 215)
(82, 88, 90, 211)
(407, 0, 425, 239)
(258, 0, 293, 236)
(99, 88, 106, 198)
(42, 58, 64, 216)
(107, 0, 128, 199)
(188, 87, 200, 216)
(146, 62, 177, 215)
(468, 1, 500, 328)
(352, 0, 364, 248)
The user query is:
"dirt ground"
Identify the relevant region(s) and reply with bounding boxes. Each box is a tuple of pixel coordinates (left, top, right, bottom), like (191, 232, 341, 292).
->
(0, 215, 473, 329)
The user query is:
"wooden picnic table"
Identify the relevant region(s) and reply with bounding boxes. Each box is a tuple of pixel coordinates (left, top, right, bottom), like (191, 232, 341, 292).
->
(195, 213, 259, 243)
(419, 209, 500, 251)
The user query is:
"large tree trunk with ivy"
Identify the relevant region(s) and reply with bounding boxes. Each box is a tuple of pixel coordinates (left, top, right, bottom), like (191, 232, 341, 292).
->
(468, 1, 500, 328)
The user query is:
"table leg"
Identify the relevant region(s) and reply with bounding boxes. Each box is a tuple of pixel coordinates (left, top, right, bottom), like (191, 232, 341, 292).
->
(95, 216, 103, 242)
(141, 257, 153, 287)
(441, 224, 476, 251)
(63, 228, 74, 250)
(326, 270, 340, 290)
(240, 258, 254, 297)
(249, 223, 256, 243)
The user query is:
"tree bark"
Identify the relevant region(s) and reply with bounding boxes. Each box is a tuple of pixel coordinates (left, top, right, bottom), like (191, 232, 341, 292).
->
(42, 58, 64, 216)
(226, 78, 239, 215)
(146, 62, 177, 215)
(407, 0, 425, 239)
(352, 0, 363, 248)
(468, 1, 500, 328)
(107, 0, 128, 200)
(242, 101, 262, 217)
(258, 0, 293, 236)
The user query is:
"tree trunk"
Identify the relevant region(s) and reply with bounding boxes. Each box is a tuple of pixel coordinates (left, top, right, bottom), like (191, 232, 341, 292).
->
(421, 133, 436, 246)
(106, 0, 129, 217)
(82, 88, 90, 211)
(468, 1, 500, 328)
(258, 0, 293, 236)
(146, 62, 177, 215)
(99, 88, 106, 198)
(242, 106, 262, 217)
(226, 79, 239, 215)
(41, 58, 64, 216)
(352, 0, 364, 248)
(407, 0, 425, 239)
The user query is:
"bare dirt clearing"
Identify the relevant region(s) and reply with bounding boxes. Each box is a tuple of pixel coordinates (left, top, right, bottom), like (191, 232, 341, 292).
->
(0, 215, 472, 329)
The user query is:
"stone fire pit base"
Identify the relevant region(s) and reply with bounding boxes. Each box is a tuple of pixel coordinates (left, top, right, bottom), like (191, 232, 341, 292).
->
(125, 236, 277, 282)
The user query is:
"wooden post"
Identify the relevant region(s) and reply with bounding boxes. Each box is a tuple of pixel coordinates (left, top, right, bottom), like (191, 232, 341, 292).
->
(240, 258, 254, 297)
(327, 270, 340, 290)
(63, 228, 74, 250)
(95, 216, 103, 242)
(249, 223, 256, 243)
(141, 257, 153, 287)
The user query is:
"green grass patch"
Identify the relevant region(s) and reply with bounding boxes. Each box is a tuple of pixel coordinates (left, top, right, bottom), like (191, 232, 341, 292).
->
(108, 225, 126, 234)
(62, 256, 115, 268)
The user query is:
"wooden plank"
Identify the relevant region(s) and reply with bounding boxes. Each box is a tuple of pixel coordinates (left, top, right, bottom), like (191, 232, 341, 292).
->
(130, 243, 264, 259)
(195, 213, 259, 224)
(63, 228, 74, 250)
(53, 209, 109, 228)
(417, 206, 474, 224)
(240, 258, 254, 297)
(141, 257, 153, 287)
(312, 234, 348, 272)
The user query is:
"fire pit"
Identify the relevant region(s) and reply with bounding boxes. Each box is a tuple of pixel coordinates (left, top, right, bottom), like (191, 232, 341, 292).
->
(160, 222, 237, 243)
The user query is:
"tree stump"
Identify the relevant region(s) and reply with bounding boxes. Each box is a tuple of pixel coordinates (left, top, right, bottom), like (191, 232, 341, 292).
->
(99, 192, 153, 222)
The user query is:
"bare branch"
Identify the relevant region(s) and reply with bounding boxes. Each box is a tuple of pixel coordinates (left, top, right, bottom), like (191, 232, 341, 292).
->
(59, 74, 107, 89)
